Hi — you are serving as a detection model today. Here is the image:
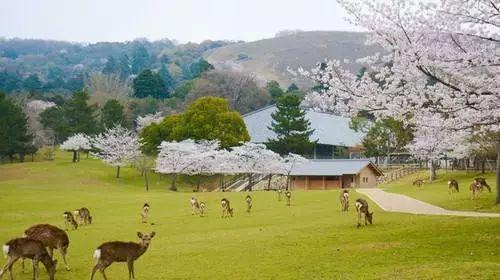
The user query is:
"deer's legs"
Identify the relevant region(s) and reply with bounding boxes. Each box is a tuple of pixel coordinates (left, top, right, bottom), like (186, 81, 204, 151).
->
(357, 210, 361, 227)
(21, 257, 26, 273)
(59, 246, 70, 270)
(32, 258, 39, 280)
(90, 260, 111, 280)
(127, 260, 135, 280)
(1, 256, 18, 280)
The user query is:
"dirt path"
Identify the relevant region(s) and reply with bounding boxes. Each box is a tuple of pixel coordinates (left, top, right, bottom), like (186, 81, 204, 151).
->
(356, 188, 500, 218)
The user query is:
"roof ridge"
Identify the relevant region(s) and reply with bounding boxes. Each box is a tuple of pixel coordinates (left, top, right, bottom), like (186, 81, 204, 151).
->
(242, 104, 277, 117)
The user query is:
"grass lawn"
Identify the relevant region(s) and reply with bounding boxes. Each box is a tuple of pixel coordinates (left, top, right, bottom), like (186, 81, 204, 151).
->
(381, 170, 500, 213)
(0, 153, 499, 279)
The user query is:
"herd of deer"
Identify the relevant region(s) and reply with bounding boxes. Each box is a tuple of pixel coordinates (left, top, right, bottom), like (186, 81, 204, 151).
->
(412, 177, 491, 199)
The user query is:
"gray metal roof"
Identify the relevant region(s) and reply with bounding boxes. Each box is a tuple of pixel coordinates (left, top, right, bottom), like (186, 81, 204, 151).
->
(243, 105, 365, 147)
(290, 159, 379, 176)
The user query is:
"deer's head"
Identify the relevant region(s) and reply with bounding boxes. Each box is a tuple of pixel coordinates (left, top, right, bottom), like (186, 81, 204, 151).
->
(137, 232, 156, 247)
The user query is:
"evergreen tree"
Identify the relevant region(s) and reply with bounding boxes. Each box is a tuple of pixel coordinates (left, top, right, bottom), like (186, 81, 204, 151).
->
(266, 80, 284, 102)
(266, 94, 314, 155)
(118, 53, 131, 80)
(131, 45, 150, 74)
(101, 99, 126, 129)
(159, 64, 174, 92)
(23, 74, 43, 92)
(102, 55, 118, 75)
(133, 69, 166, 99)
(0, 92, 31, 161)
(286, 83, 299, 93)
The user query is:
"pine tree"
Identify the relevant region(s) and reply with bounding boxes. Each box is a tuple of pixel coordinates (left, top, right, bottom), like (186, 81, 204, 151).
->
(266, 94, 314, 155)
(118, 53, 131, 80)
(133, 69, 166, 99)
(102, 56, 118, 75)
(159, 64, 174, 92)
(131, 45, 150, 74)
(101, 99, 126, 129)
(0, 92, 32, 161)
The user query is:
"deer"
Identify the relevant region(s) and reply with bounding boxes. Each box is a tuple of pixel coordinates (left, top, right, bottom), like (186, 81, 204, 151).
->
(73, 207, 92, 225)
(470, 180, 483, 200)
(221, 198, 233, 218)
(448, 179, 459, 193)
(90, 232, 155, 280)
(355, 198, 373, 227)
(474, 177, 491, 192)
(245, 195, 252, 213)
(285, 191, 292, 206)
(199, 202, 206, 217)
(277, 189, 283, 201)
(1, 237, 57, 280)
(141, 203, 150, 223)
(23, 224, 71, 271)
(190, 197, 200, 216)
(339, 189, 349, 211)
(63, 211, 78, 230)
(412, 179, 424, 188)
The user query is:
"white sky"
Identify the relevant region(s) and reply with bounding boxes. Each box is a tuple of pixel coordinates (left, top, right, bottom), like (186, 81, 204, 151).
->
(0, 0, 360, 43)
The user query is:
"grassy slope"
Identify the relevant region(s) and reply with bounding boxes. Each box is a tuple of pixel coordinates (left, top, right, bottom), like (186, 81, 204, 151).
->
(0, 156, 499, 279)
(381, 170, 500, 213)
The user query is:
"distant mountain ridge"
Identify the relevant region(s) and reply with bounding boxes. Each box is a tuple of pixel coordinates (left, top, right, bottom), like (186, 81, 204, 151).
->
(204, 31, 379, 88)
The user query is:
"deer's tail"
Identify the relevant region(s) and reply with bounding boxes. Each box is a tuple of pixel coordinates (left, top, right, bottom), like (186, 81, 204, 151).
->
(2, 245, 9, 258)
(93, 249, 101, 260)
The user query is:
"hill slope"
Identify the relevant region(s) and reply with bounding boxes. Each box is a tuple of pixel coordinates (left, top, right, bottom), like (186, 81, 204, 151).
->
(204, 31, 379, 88)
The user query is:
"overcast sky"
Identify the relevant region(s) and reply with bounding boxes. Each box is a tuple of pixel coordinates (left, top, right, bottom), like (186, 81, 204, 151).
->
(0, 0, 361, 43)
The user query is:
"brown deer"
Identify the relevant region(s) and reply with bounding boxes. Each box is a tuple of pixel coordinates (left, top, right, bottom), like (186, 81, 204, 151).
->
(190, 197, 200, 216)
(1, 237, 57, 280)
(412, 179, 424, 188)
(23, 224, 71, 271)
(448, 179, 459, 193)
(63, 211, 78, 230)
(141, 203, 150, 223)
(470, 180, 483, 200)
(474, 177, 491, 192)
(285, 191, 292, 206)
(339, 189, 349, 211)
(355, 198, 373, 227)
(277, 189, 283, 201)
(199, 202, 206, 217)
(221, 198, 233, 218)
(73, 207, 92, 225)
(245, 195, 252, 213)
(90, 232, 155, 280)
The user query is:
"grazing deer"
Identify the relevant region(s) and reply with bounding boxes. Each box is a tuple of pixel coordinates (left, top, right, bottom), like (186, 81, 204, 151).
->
(470, 180, 483, 200)
(190, 197, 200, 216)
(63, 211, 78, 230)
(221, 198, 233, 218)
(474, 177, 491, 192)
(141, 203, 150, 223)
(90, 232, 155, 280)
(245, 195, 252, 213)
(23, 224, 71, 271)
(73, 207, 92, 225)
(285, 191, 292, 206)
(412, 179, 424, 188)
(339, 189, 349, 211)
(355, 198, 373, 227)
(1, 237, 57, 280)
(277, 189, 283, 201)
(448, 179, 459, 193)
(199, 202, 206, 217)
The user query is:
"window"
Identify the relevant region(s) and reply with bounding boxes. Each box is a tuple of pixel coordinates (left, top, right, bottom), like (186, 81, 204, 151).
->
(362, 177, 368, 183)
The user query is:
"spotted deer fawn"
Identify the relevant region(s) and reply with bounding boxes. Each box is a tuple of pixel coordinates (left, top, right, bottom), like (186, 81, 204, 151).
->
(23, 224, 71, 271)
(199, 202, 206, 217)
(190, 197, 200, 215)
(355, 198, 373, 227)
(1, 237, 57, 280)
(73, 207, 92, 225)
(470, 180, 483, 200)
(285, 191, 291, 206)
(63, 211, 78, 230)
(339, 189, 349, 211)
(90, 232, 155, 280)
(221, 198, 233, 218)
(412, 179, 424, 188)
(245, 195, 252, 213)
(448, 179, 459, 193)
(141, 203, 150, 223)
(474, 177, 491, 192)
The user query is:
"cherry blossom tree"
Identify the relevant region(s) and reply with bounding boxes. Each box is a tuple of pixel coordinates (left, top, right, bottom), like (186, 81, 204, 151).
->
(60, 133, 92, 162)
(303, 0, 499, 201)
(92, 126, 140, 178)
(135, 112, 164, 132)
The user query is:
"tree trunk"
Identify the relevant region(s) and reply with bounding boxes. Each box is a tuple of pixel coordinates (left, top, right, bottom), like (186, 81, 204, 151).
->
(248, 173, 253, 191)
(267, 174, 272, 191)
(72, 151, 77, 163)
(144, 170, 149, 191)
(116, 166, 121, 178)
(19, 152, 25, 162)
(196, 177, 201, 192)
(170, 174, 178, 191)
(429, 160, 436, 182)
(77, 151, 80, 162)
(481, 160, 485, 174)
(31, 153, 35, 162)
(496, 140, 500, 204)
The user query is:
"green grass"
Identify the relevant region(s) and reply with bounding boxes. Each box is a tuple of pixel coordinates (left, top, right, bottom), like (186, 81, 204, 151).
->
(381, 170, 500, 213)
(0, 154, 499, 279)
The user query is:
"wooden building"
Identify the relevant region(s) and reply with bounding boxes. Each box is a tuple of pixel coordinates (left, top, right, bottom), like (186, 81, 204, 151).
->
(290, 160, 383, 190)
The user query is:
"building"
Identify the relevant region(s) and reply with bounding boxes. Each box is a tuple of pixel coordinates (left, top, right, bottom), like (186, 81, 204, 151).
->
(243, 105, 365, 159)
(290, 159, 383, 190)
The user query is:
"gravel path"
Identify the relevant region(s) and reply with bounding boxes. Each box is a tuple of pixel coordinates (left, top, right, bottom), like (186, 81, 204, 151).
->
(356, 188, 500, 218)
